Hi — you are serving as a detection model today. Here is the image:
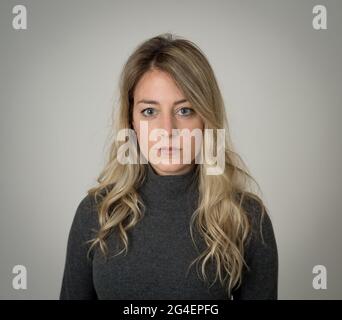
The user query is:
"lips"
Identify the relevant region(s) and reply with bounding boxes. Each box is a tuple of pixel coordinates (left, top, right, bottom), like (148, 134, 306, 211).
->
(159, 147, 182, 154)
(160, 147, 181, 151)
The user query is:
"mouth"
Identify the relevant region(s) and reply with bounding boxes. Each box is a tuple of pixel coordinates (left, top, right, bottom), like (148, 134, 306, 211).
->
(159, 147, 182, 155)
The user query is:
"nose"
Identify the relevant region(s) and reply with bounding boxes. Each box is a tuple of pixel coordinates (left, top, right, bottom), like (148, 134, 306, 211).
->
(159, 113, 178, 138)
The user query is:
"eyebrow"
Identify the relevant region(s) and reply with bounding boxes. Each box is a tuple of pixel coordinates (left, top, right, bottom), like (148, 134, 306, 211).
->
(136, 99, 188, 106)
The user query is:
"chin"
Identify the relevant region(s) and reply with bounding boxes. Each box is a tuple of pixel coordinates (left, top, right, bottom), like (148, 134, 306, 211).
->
(151, 162, 192, 176)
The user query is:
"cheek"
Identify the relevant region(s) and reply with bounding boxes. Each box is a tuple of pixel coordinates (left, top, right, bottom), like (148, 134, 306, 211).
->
(147, 127, 163, 151)
(132, 111, 146, 143)
(193, 116, 204, 130)
(187, 118, 204, 149)
(186, 117, 204, 138)
(182, 114, 204, 130)
(137, 126, 154, 149)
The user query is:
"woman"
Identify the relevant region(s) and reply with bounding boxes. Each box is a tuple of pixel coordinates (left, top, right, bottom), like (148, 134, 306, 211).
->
(60, 33, 278, 300)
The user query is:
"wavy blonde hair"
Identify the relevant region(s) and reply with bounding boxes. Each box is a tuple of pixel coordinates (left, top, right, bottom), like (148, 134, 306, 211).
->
(86, 33, 267, 299)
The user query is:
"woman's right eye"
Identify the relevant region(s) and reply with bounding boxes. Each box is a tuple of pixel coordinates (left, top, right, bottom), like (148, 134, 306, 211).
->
(141, 107, 157, 117)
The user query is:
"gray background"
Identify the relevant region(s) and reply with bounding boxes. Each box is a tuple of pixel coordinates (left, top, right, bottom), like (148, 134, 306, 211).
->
(1, 0, 341, 299)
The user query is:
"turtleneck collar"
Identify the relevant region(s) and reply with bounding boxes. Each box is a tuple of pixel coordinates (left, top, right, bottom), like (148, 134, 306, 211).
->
(139, 162, 199, 203)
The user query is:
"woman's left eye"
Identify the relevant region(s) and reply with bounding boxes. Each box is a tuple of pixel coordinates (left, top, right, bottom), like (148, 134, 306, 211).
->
(177, 107, 194, 116)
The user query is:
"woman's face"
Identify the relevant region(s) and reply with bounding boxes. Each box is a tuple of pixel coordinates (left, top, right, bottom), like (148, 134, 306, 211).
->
(132, 69, 204, 176)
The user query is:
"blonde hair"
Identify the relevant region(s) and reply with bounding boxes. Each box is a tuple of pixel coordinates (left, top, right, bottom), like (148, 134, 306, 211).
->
(86, 33, 267, 299)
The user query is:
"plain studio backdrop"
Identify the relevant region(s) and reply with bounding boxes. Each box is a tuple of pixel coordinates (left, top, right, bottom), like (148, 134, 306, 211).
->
(0, 0, 341, 299)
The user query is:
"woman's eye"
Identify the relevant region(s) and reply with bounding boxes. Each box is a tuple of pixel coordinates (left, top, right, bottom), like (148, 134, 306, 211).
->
(141, 107, 156, 117)
(177, 107, 194, 116)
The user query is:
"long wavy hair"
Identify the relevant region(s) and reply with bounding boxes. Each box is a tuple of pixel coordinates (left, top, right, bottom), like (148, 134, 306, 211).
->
(86, 33, 267, 299)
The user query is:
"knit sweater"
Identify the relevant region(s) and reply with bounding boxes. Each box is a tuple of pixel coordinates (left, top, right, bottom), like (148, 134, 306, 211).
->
(59, 163, 278, 300)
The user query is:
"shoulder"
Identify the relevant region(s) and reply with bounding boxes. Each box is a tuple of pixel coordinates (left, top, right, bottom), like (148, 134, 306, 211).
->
(236, 192, 277, 249)
(71, 193, 100, 240)
(231, 193, 278, 299)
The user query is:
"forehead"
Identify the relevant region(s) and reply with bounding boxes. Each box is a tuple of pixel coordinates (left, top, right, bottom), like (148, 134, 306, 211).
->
(134, 69, 185, 102)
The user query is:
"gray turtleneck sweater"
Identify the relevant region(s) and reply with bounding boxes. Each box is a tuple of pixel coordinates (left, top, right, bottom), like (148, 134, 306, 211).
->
(59, 163, 278, 300)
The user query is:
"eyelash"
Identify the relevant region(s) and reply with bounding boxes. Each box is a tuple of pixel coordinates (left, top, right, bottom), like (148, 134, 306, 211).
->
(141, 107, 194, 117)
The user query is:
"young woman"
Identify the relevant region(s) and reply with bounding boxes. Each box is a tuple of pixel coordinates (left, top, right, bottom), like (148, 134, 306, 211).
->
(60, 33, 278, 300)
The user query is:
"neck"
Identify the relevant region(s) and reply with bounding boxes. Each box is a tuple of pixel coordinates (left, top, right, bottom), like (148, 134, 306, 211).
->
(138, 162, 199, 204)
(149, 163, 196, 176)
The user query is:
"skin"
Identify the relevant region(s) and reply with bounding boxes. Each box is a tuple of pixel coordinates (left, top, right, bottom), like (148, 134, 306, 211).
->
(132, 68, 204, 176)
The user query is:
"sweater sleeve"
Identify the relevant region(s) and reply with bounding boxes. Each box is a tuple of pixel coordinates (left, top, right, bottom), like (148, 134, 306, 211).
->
(232, 197, 279, 300)
(59, 194, 98, 300)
